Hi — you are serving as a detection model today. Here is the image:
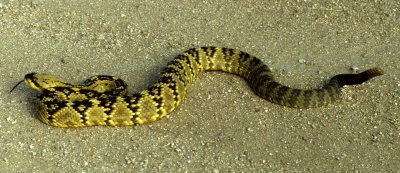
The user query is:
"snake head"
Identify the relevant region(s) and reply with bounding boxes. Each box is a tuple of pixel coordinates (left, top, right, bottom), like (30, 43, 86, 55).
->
(24, 73, 71, 91)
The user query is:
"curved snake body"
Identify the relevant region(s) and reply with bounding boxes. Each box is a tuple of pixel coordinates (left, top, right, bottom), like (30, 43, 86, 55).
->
(23, 47, 383, 127)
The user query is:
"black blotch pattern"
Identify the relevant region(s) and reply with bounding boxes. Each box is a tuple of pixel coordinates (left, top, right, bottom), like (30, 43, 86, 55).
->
(238, 51, 251, 65)
(187, 48, 201, 65)
(98, 97, 116, 115)
(161, 66, 181, 77)
(153, 97, 163, 109)
(166, 61, 187, 85)
(127, 95, 140, 121)
(71, 100, 94, 124)
(249, 65, 269, 86)
(287, 89, 301, 107)
(201, 47, 217, 67)
(176, 54, 195, 75)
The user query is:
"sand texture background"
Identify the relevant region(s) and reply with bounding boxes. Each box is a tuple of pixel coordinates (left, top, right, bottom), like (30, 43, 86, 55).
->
(1, 0, 399, 172)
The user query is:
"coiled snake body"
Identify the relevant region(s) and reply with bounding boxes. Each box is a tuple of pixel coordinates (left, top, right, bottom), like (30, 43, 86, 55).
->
(21, 47, 383, 127)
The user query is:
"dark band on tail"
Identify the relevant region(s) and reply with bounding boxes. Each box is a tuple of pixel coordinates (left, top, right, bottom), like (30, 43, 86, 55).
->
(331, 68, 384, 87)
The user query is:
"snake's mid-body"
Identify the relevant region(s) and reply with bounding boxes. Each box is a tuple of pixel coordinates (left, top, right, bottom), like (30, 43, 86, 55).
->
(22, 47, 383, 127)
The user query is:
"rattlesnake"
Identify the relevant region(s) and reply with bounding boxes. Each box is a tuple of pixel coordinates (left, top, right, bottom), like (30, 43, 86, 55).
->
(18, 47, 383, 127)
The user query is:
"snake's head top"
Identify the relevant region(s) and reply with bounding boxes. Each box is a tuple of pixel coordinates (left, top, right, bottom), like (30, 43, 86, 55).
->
(24, 73, 70, 91)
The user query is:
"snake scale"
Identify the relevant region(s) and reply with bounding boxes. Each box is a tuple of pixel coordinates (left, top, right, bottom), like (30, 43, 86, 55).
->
(20, 47, 383, 127)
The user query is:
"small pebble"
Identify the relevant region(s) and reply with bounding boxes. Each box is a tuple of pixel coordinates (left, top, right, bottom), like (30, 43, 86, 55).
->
(298, 58, 306, 64)
(212, 168, 219, 173)
(61, 57, 67, 63)
(351, 66, 359, 73)
(31, 0, 45, 5)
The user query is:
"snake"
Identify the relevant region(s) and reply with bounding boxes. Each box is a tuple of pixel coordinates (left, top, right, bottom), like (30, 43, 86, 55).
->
(17, 47, 384, 127)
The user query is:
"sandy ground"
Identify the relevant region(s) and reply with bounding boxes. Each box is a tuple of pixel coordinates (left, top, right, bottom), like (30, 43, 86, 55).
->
(0, 0, 399, 172)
